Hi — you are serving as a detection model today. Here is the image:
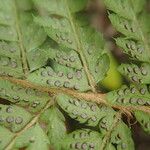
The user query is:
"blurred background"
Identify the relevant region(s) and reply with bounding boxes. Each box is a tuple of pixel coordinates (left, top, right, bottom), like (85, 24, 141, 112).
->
(87, 0, 150, 149)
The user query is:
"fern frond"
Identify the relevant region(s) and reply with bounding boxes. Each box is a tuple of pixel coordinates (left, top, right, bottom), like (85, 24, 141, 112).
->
(0, 0, 149, 149)
(0, 96, 53, 150)
(0, 104, 32, 132)
(107, 84, 150, 107)
(27, 64, 90, 92)
(118, 63, 150, 84)
(57, 94, 115, 127)
(100, 112, 134, 150)
(14, 123, 50, 150)
(0, 126, 14, 150)
(105, 0, 150, 135)
(0, 79, 50, 113)
(0, 0, 47, 78)
(40, 106, 67, 150)
(104, 0, 150, 79)
(32, 0, 109, 92)
(60, 129, 110, 150)
(134, 111, 150, 134)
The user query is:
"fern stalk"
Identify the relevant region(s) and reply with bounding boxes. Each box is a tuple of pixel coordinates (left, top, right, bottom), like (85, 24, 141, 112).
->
(2, 76, 150, 116)
(13, 0, 29, 76)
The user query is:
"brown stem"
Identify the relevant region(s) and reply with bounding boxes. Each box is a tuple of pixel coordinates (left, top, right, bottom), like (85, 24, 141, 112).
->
(0, 76, 150, 116)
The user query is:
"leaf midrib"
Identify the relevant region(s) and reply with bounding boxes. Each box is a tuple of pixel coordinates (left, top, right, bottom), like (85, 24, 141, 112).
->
(100, 111, 122, 150)
(64, 0, 97, 92)
(0, 76, 150, 149)
(1, 76, 150, 115)
(13, 0, 29, 76)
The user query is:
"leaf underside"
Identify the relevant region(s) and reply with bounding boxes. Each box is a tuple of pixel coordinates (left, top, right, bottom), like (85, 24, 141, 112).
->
(0, 0, 149, 150)
(104, 0, 150, 136)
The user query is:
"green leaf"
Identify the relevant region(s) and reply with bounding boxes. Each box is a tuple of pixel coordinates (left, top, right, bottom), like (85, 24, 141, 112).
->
(0, 93, 53, 149)
(108, 13, 140, 40)
(104, 0, 150, 64)
(118, 63, 150, 84)
(60, 129, 115, 150)
(99, 112, 116, 134)
(110, 122, 134, 150)
(104, 0, 146, 19)
(0, 104, 32, 132)
(99, 111, 134, 150)
(0, 79, 50, 113)
(40, 106, 67, 150)
(1, 0, 149, 149)
(105, 1, 150, 141)
(0, 126, 14, 149)
(28, 64, 90, 92)
(134, 111, 150, 134)
(57, 94, 116, 127)
(0, 0, 47, 77)
(107, 84, 150, 107)
(33, 0, 88, 16)
(38, 39, 83, 70)
(116, 38, 150, 62)
(33, 0, 109, 88)
(14, 124, 50, 150)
